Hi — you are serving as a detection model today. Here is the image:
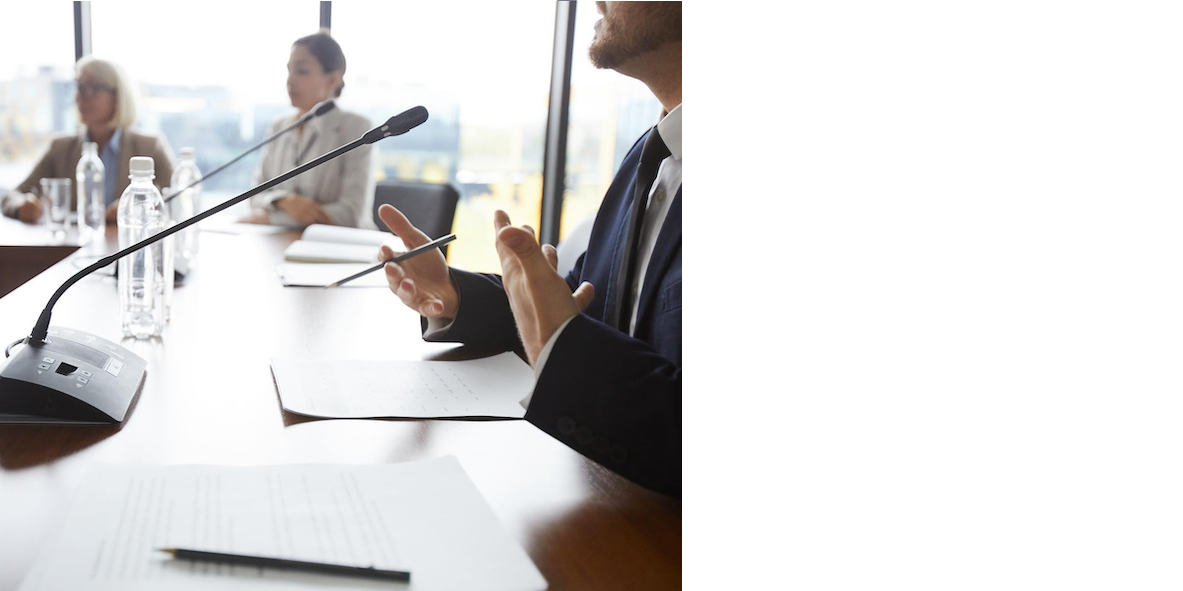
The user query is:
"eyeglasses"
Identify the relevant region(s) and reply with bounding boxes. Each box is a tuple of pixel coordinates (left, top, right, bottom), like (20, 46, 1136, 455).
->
(75, 82, 114, 97)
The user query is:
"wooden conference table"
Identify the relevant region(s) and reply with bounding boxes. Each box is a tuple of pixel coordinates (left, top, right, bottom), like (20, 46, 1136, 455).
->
(0, 218, 83, 298)
(0, 217, 681, 590)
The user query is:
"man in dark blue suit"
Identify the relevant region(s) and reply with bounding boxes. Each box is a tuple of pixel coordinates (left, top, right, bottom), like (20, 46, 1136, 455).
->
(377, 1, 682, 497)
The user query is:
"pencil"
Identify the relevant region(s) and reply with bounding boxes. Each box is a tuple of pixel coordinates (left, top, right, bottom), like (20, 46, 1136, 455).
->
(325, 233, 457, 289)
(158, 547, 411, 582)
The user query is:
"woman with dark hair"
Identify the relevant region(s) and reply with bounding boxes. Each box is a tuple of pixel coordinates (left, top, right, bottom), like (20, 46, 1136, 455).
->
(243, 31, 374, 228)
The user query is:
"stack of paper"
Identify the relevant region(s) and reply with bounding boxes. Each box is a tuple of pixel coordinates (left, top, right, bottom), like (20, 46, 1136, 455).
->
(282, 225, 405, 264)
(19, 456, 546, 591)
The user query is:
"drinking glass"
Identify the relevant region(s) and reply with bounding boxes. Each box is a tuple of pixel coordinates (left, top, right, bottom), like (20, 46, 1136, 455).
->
(39, 178, 72, 234)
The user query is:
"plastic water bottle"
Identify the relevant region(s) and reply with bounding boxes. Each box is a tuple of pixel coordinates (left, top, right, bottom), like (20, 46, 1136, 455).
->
(75, 142, 105, 245)
(169, 147, 202, 272)
(118, 156, 169, 339)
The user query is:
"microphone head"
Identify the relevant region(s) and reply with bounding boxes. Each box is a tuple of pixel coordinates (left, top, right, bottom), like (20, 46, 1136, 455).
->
(314, 100, 337, 116)
(298, 100, 337, 123)
(363, 106, 429, 144)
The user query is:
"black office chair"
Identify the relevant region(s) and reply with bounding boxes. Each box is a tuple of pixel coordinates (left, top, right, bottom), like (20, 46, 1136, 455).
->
(372, 180, 460, 253)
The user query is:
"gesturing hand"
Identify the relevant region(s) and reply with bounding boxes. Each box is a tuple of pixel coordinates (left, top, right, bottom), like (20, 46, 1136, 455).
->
(493, 210, 594, 365)
(376, 204, 459, 319)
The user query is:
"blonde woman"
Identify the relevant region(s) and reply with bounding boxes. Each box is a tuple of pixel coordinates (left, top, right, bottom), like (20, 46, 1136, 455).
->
(1, 57, 175, 224)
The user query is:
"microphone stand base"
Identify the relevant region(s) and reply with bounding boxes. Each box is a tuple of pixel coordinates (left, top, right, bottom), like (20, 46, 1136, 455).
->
(0, 327, 147, 424)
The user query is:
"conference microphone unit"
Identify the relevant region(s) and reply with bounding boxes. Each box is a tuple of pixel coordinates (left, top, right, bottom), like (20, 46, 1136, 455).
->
(0, 106, 430, 424)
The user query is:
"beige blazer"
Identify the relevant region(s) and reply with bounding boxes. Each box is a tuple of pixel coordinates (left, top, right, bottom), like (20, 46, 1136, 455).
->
(1, 129, 176, 218)
(249, 108, 375, 228)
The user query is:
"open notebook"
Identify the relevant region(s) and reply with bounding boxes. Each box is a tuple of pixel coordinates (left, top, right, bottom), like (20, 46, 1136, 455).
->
(282, 224, 405, 263)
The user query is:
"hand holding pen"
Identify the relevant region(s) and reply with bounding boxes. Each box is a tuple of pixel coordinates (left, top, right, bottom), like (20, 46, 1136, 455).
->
(359, 205, 461, 320)
(327, 232, 456, 288)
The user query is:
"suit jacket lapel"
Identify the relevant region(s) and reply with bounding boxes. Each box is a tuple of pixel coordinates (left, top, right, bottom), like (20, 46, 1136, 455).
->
(66, 134, 83, 179)
(65, 130, 87, 176)
(602, 149, 642, 320)
(635, 188, 681, 327)
(63, 133, 84, 208)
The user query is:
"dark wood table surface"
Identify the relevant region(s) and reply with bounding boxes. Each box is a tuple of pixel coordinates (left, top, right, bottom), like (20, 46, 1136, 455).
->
(0, 217, 85, 298)
(0, 223, 681, 590)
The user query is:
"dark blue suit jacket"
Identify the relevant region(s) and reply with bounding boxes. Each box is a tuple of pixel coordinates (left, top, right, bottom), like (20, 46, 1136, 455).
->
(425, 130, 681, 497)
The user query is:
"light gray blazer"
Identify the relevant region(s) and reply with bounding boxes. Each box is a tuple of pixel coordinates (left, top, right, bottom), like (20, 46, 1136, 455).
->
(249, 107, 375, 228)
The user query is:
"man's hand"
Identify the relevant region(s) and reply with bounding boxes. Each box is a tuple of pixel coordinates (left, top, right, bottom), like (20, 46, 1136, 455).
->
(376, 204, 459, 319)
(276, 195, 331, 226)
(493, 210, 594, 365)
(17, 198, 43, 224)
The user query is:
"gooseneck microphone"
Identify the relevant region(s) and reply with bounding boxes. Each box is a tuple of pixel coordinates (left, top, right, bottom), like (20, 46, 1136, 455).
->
(0, 106, 429, 424)
(162, 99, 338, 204)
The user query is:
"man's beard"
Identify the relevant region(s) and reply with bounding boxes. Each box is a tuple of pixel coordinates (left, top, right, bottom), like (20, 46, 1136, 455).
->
(588, 2, 682, 70)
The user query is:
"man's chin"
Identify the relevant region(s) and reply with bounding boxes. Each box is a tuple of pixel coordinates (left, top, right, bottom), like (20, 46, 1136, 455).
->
(588, 40, 621, 70)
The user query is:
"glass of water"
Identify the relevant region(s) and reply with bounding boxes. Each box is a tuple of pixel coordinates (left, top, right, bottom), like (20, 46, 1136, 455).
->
(39, 178, 72, 234)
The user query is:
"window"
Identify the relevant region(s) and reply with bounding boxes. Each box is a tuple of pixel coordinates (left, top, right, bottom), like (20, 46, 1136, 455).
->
(333, 3, 556, 272)
(5, 3, 623, 271)
(560, 0, 663, 241)
(91, 1, 320, 204)
(0, 3, 76, 190)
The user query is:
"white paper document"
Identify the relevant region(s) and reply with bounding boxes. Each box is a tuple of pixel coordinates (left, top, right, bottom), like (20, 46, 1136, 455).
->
(271, 352, 533, 419)
(19, 456, 546, 591)
(275, 263, 388, 288)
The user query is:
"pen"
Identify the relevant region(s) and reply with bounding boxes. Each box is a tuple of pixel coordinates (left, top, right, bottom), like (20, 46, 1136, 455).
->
(158, 547, 411, 582)
(325, 233, 457, 288)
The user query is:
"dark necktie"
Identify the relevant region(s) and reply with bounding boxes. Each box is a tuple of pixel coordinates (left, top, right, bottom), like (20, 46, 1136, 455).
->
(607, 128, 671, 333)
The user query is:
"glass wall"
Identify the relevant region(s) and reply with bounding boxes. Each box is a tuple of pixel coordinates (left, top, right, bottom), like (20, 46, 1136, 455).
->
(560, 0, 663, 242)
(0, 3, 76, 190)
(333, 3, 555, 272)
(91, 1, 320, 203)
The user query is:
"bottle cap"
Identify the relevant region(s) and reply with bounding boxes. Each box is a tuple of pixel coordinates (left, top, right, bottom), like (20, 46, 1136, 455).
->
(129, 156, 155, 174)
(82, 141, 98, 153)
(180, 147, 195, 158)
